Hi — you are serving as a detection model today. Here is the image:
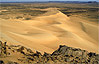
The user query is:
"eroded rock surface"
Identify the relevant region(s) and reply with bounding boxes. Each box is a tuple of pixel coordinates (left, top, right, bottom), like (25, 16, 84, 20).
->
(0, 41, 99, 64)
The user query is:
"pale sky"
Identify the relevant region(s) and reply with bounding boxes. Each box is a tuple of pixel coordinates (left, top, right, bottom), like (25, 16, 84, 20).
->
(0, 0, 98, 2)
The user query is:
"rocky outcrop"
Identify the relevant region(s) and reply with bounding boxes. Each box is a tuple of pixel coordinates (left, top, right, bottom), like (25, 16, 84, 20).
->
(51, 45, 99, 64)
(0, 41, 9, 57)
(0, 41, 99, 64)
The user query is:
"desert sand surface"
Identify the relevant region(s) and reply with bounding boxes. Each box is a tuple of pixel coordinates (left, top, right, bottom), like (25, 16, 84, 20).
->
(0, 10, 98, 54)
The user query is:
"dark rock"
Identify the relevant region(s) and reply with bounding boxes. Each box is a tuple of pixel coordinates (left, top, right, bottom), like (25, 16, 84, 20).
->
(27, 48, 33, 53)
(17, 46, 24, 52)
(33, 53, 39, 57)
(65, 55, 69, 57)
(0, 60, 4, 64)
(88, 52, 96, 57)
(27, 57, 34, 61)
(17, 59, 23, 62)
(70, 55, 73, 57)
(13, 62, 18, 64)
(7, 61, 18, 64)
(44, 52, 50, 57)
(36, 51, 42, 56)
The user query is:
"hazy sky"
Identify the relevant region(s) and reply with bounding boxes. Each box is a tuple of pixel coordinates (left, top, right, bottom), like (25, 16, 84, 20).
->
(0, 0, 97, 2)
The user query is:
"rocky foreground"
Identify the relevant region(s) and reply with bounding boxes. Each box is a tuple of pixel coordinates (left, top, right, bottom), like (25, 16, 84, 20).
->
(0, 41, 99, 64)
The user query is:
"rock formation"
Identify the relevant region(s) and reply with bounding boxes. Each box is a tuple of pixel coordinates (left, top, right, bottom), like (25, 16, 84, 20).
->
(0, 41, 99, 64)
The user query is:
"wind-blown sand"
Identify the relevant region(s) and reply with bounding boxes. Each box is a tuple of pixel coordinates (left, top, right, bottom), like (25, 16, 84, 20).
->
(0, 11, 98, 54)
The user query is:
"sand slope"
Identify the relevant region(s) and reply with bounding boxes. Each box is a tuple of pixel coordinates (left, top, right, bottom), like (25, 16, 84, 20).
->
(0, 11, 98, 54)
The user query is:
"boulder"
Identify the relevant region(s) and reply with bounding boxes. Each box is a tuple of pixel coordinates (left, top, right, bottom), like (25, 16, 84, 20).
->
(0, 60, 4, 64)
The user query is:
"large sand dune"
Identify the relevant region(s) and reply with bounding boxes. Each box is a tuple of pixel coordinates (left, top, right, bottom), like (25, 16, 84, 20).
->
(0, 11, 98, 54)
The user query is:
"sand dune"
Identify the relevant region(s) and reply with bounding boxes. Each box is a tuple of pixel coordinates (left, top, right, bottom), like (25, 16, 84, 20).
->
(0, 11, 98, 54)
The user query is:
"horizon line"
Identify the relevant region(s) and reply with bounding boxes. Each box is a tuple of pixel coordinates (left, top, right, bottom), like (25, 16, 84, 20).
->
(0, 1, 98, 3)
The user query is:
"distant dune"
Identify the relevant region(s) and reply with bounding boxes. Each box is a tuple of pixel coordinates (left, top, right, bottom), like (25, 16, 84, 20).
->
(0, 11, 98, 54)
